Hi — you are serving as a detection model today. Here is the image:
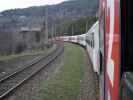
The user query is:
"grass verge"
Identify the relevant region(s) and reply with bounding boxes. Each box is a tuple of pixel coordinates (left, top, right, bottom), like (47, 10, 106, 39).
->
(40, 43, 86, 100)
(0, 44, 56, 61)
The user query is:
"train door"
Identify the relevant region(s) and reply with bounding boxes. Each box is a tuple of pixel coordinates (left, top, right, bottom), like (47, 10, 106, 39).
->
(121, 0, 133, 99)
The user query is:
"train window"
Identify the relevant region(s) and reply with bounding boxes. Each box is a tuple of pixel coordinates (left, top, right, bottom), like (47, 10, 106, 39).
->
(86, 35, 88, 44)
(122, 0, 133, 72)
(91, 41, 92, 48)
(86, 32, 94, 48)
(86, 34, 91, 47)
(92, 33, 94, 48)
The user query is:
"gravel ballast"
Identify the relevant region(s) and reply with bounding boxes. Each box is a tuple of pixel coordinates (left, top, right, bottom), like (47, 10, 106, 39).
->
(3, 46, 63, 100)
(78, 51, 99, 100)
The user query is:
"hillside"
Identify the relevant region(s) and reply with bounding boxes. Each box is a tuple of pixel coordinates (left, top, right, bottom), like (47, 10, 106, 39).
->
(0, 0, 99, 27)
(56, 16, 98, 36)
(0, 0, 99, 54)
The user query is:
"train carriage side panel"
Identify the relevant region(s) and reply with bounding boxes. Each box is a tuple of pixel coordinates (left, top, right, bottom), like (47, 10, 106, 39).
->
(86, 21, 99, 73)
(93, 21, 100, 74)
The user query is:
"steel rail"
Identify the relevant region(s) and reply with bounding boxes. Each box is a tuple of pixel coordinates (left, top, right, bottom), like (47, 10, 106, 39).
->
(0, 44, 64, 99)
(0, 44, 60, 83)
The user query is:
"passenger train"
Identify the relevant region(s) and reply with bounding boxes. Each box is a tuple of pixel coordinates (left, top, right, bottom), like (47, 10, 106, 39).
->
(57, 0, 133, 100)
(59, 21, 99, 74)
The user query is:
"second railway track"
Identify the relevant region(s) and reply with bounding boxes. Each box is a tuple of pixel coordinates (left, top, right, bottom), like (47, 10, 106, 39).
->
(0, 43, 64, 99)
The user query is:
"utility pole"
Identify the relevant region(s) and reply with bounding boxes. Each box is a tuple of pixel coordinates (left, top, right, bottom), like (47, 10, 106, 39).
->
(72, 25, 74, 36)
(54, 25, 56, 40)
(86, 21, 88, 33)
(45, 6, 48, 46)
(60, 24, 62, 36)
(51, 25, 54, 42)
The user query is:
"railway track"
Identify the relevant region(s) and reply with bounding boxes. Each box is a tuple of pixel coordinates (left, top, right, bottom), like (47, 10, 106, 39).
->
(0, 43, 64, 99)
(0, 44, 59, 80)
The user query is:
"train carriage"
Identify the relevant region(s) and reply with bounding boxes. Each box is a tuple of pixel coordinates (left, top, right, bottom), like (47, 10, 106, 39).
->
(86, 21, 100, 73)
(77, 34, 86, 46)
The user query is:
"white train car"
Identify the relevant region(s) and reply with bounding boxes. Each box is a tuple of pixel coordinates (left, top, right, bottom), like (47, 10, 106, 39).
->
(69, 36, 78, 43)
(60, 36, 69, 42)
(77, 34, 86, 46)
(86, 21, 99, 74)
(57, 21, 99, 74)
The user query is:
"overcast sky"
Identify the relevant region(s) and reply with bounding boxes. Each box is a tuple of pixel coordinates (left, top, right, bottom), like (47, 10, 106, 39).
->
(0, 0, 67, 12)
